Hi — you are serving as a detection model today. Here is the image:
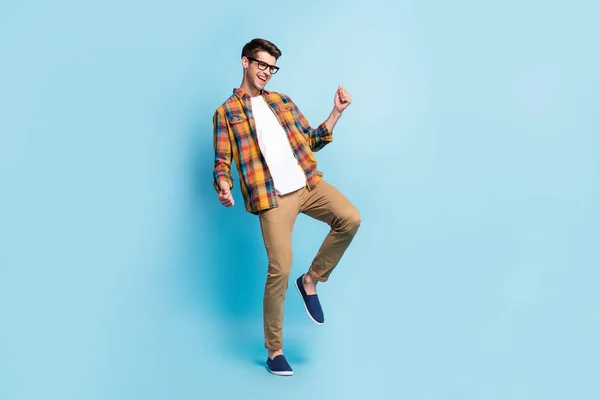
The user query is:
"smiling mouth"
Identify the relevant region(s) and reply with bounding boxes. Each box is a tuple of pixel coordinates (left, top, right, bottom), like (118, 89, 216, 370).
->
(258, 75, 268, 84)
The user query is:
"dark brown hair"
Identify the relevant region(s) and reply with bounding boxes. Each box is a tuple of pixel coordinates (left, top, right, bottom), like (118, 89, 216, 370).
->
(241, 38, 282, 60)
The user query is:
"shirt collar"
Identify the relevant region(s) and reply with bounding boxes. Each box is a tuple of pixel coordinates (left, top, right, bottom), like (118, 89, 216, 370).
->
(233, 87, 270, 98)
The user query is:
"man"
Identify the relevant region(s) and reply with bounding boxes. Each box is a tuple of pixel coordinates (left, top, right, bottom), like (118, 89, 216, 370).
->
(212, 38, 361, 376)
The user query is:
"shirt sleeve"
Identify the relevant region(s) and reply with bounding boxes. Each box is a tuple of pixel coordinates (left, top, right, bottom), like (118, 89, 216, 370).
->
(212, 108, 234, 192)
(290, 98, 333, 152)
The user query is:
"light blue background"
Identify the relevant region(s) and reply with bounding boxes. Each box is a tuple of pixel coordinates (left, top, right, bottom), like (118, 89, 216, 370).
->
(1, 1, 599, 399)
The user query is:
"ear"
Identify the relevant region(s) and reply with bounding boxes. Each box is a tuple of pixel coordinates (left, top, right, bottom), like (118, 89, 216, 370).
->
(241, 56, 249, 69)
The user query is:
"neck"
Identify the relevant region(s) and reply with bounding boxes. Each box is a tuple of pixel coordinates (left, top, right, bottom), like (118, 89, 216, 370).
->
(239, 78, 261, 97)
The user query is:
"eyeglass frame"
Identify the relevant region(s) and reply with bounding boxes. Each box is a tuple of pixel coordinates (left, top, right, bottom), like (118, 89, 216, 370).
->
(244, 56, 280, 74)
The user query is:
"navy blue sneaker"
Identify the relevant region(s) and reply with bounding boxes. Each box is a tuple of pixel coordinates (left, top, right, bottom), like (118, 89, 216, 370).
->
(266, 355, 293, 376)
(295, 274, 324, 325)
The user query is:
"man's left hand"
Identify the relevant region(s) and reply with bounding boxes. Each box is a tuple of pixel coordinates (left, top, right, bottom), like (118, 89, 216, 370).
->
(334, 85, 352, 113)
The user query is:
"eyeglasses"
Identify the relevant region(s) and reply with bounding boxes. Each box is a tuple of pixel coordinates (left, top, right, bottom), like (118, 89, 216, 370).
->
(245, 56, 280, 74)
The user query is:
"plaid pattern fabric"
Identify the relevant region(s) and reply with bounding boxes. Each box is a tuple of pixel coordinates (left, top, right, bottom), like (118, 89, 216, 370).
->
(213, 88, 333, 214)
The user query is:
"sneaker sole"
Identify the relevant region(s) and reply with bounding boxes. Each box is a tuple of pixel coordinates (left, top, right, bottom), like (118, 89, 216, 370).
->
(265, 363, 293, 376)
(294, 278, 324, 326)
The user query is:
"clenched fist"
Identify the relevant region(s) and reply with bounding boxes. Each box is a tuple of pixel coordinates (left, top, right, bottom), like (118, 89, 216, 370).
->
(334, 85, 352, 113)
(218, 181, 234, 207)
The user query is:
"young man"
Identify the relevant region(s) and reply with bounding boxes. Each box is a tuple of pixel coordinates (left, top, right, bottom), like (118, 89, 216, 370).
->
(212, 38, 361, 376)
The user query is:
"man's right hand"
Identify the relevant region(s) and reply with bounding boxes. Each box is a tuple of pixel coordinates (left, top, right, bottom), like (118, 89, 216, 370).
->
(218, 181, 234, 207)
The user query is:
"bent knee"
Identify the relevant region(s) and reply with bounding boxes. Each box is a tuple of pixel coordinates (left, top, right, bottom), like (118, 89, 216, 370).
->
(341, 207, 361, 231)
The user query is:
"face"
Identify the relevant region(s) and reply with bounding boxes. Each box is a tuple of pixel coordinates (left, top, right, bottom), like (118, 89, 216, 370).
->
(243, 51, 279, 92)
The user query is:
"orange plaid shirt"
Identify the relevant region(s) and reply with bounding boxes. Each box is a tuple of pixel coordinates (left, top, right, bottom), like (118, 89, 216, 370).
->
(212, 88, 333, 214)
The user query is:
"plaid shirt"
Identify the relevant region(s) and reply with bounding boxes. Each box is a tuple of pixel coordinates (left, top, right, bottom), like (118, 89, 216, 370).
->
(213, 88, 333, 214)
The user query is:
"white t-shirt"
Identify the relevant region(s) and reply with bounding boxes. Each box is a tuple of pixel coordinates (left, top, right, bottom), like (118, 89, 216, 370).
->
(250, 95, 307, 195)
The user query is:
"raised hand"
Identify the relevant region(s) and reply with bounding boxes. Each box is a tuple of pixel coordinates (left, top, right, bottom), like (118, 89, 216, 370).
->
(218, 181, 234, 207)
(334, 85, 352, 113)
